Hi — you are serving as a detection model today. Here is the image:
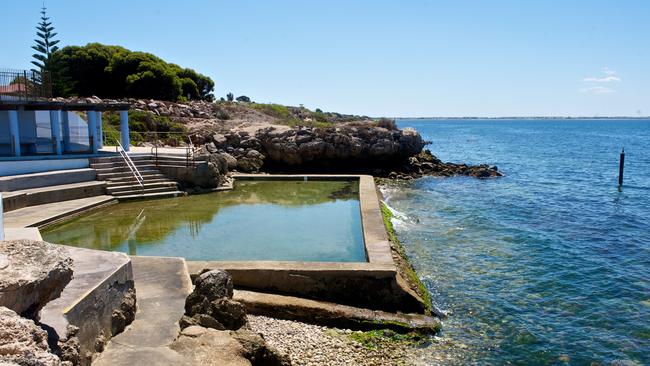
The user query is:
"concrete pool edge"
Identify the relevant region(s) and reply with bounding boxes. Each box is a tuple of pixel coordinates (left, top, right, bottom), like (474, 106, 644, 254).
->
(187, 174, 424, 312)
(28, 174, 424, 312)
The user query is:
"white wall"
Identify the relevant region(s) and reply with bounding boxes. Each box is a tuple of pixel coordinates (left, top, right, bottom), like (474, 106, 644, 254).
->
(0, 158, 89, 176)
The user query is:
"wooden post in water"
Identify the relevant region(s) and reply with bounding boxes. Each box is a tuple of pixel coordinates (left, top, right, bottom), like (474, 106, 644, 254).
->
(618, 148, 625, 187)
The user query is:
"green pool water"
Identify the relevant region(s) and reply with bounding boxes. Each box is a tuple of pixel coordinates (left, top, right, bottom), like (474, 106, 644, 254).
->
(42, 180, 367, 262)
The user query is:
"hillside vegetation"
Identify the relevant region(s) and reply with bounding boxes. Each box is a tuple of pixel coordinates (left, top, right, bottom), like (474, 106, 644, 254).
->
(51, 43, 214, 101)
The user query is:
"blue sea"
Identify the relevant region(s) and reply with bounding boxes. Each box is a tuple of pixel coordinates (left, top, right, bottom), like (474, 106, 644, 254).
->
(385, 119, 650, 365)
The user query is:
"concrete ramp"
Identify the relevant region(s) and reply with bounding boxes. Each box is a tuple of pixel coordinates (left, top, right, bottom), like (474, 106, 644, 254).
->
(93, 256, 192, 366)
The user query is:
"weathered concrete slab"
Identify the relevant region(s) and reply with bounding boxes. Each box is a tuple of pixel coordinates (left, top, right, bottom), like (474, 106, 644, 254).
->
(3, 227, 42, 240)
(2, 181, 106, 212)
(0, 168, 96, 191)
(2, 195, 116, 228)
(93, 256, 192, 366)
(234, 290, 440, 334)
(40, 246, 133, 365)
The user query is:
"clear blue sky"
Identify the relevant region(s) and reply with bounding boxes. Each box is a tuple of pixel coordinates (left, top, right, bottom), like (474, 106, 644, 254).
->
(3, 0, 649, 117)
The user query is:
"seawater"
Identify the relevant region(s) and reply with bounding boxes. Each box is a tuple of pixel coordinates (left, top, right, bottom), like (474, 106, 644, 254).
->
(42, 180, 366, 262)
(387, 119, 650, 365)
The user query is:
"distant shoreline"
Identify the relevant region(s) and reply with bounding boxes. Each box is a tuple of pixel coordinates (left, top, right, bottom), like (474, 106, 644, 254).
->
(394, 116, 650, 120)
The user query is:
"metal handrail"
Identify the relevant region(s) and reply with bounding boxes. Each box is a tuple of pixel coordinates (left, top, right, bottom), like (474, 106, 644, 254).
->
(116, 139, 145, 192)
(0, 193, 5, 241)
(104, 130, 145, 193)
(140, 131, 198, 168)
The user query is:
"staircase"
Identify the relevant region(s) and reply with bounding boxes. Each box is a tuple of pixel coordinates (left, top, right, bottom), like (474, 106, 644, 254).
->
(90, 155, 185, 200)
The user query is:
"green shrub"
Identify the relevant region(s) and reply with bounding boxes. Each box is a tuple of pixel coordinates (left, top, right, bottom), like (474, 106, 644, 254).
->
(52, 43, 215, 101)
(102, 110, 187, 145)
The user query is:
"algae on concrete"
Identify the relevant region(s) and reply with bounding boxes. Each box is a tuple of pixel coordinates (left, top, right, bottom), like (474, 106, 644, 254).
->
(380, 201, 434, 314)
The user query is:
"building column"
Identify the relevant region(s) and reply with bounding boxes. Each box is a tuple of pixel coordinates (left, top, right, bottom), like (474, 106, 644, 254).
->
(120, 110, 130, 151)
(8, 110, 20, 157)
(87, 111, 98, 154)
(61, 111, 71, 152)
(96, 111, 104, 149)
(49, 110, 62, 155)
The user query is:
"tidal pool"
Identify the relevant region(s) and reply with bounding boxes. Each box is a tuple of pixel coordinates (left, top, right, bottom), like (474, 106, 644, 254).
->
(42, 180, 366, 262)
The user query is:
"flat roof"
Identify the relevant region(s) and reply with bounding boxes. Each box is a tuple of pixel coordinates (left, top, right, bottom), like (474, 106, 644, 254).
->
(0, 100, 130, 111)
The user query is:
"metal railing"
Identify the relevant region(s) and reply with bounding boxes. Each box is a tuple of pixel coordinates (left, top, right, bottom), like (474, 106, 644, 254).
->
(0, 193, 4, 241)
(143, 132, 202, 168)
(0, 68, 52, 102)
(102, 129, 203, 168)
(104, 130, 145, 193)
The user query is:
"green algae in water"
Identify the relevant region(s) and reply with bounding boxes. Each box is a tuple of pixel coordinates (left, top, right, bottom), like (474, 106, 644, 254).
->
(42, 180, 366, 262)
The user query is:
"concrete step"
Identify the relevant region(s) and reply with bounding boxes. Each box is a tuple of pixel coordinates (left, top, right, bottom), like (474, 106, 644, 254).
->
(0, 168, 96, 191)
(110, 186, 180, 197)
(106, 177, 170, 186)
(89, 155, 154, 164)
(116, 191, 186, 201)
(107, 181, 178, 194)
(2, 181, 106, 213)
(90, 160, 157, 169)
(2, 195, 116, 228)
(93, 164, 158, 174)
(96, 169, 163, 180)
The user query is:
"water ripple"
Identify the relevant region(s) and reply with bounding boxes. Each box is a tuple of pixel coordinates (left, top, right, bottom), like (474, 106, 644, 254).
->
(389, 119, 650, 365)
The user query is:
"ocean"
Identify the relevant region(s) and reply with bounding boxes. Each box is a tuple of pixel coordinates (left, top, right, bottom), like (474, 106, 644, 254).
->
(384, 119, 650, 365)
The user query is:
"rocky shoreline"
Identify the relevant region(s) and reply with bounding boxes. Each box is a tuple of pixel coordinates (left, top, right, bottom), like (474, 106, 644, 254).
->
(54, 97, 502, 180)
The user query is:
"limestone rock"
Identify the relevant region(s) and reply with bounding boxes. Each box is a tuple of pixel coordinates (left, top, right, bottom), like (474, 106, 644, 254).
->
(0, 306, 62, 366)
(218, 152, 238, 170)
(170, 327, 251, 366)
(230, 329, 291, 366)
(170, 327, 289, 366)
(111, 288, 137, 335)
(182, 270, 246, 331)
(236, 157, 264, 173)
(0, 240, 73, 319)
(194, 270, 234, 301)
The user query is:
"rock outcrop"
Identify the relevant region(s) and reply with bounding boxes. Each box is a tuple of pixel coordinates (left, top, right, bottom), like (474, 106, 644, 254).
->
(51, 96, 502, 180)
(0, 306, 64, 366)
(0, 240, 73, 320)
(388, 149, 502, 179)
(177, 270, 289, 366)
(180, 269, 247, 330)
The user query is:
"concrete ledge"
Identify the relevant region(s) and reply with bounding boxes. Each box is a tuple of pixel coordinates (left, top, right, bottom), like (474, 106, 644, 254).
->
(187, 260, 422, 312)
(40, 246, 134, 366)
(234, 290, 440, 334)
(2, 181, 107, 213)
(0, 168, 96, 191)
(3, 195, 116, 229)
(3, 227, 42, 240)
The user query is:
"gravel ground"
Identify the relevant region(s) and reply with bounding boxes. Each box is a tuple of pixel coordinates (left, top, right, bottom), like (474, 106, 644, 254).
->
(248, 315, 424, 366)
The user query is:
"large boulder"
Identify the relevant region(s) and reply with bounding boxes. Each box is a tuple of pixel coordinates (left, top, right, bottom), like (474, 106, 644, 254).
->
(181, 270, 246, 331)
(171, 326, 290, 366)
(0, 240, 73, 319)
(0, 306, 63, 366)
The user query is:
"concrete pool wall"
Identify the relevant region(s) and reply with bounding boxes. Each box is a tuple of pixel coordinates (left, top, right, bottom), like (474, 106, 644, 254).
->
(16, 174, 424, 312)
(187, 174, 423, 312)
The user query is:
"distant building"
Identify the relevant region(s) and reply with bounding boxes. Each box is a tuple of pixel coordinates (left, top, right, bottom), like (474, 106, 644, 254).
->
(0, 69, 131, 175)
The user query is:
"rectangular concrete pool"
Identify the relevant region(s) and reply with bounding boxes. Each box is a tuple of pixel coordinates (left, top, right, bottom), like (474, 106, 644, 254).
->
(42, 178, 367, 262)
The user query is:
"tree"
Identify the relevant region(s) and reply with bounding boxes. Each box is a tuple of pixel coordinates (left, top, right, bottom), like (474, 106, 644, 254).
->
(31, 5, 60, 83)
(51, 43, 215, 101)
(236, 95, 251, 103)
(226, 92, 234, 102)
